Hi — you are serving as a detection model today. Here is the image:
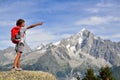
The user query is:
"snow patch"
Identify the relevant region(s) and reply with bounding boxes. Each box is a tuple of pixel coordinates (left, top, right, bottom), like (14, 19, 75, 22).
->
(91, 58, 112, 68)
(70, 46, 76, 51)
(94, 36, 98, 40)
(37, 46, 42, 50)
(66, 44, 70, 49)
(36, 43, 45, 50)
(81, 28, 87, 32)
(69, 60, 83, 68)
(81, 52, 95, 60)
(53, 41, 60, 46)
(78, 37, 82, 44)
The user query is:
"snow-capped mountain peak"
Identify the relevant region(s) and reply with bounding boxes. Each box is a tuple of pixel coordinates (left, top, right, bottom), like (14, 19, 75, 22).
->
(78, 28, 90, 35)
(81, 28, 89, 32)
(34, 28, 120, 68)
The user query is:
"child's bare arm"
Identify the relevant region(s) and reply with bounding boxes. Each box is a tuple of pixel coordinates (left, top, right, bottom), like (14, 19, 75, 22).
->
(26, 22, 43, 29)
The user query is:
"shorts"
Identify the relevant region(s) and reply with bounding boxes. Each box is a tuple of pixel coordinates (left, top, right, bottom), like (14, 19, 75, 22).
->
(15, 42, 24, 53)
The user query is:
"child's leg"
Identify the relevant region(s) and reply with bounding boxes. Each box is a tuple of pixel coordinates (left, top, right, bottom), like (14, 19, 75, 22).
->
(17, 53, 21, 68)
(14, 42, 24, 69)
(13, 52, 21, 68)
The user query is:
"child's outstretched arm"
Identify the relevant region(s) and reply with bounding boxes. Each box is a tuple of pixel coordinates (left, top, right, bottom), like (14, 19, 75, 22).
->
(26, 22, 43, 29)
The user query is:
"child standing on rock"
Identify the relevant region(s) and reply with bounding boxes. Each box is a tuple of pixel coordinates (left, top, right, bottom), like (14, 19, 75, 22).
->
(11, 19, 43, 71)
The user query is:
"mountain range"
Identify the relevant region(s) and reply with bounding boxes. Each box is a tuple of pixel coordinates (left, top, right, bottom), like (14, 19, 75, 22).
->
(0, 28, 120, 80)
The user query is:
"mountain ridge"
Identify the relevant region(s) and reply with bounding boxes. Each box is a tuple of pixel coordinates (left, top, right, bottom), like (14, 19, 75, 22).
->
(0, 28, 120, 80)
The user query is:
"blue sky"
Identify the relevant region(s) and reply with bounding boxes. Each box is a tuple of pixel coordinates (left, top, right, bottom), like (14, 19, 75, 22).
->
(0, 0, 120, 49)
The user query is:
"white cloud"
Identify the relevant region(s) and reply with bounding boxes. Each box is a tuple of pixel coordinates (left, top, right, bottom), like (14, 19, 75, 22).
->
(111, 34, 120, 38)
(26, 29, 56, 43)
(0, 40, 14, 49)
(0, 1, 39, 20)
(75, 16, 120, 26)
(85, 1, 120, 14)
(0, 20, 15, 27)
(12, 29, 55, 48)
(60, 34, 72, 39)
(99, 33, 120, 42)
(26, 29, 73, 43)
(0, 1, 36, 13)
(96, 3, 120, 8)
(85, 8, 100, 13)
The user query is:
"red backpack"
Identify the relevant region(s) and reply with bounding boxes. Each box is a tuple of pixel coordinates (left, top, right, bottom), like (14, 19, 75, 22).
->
(11, 26, 21, 44)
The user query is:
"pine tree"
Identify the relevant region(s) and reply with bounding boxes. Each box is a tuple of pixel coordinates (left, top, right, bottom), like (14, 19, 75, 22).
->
(76, 76, 80, 80)
(98, 66, 115, 80)
(82, 68, 99, 80)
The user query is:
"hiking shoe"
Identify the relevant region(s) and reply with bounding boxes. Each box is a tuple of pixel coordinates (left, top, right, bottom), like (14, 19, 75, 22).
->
(11, 67, 18, 71)
(17, 68, 22, 71)
(11, 67, 22, 71)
